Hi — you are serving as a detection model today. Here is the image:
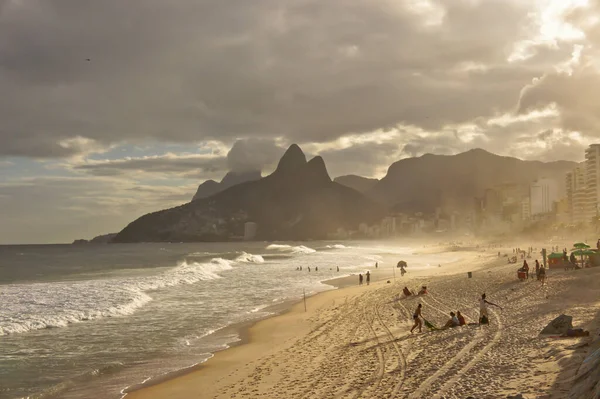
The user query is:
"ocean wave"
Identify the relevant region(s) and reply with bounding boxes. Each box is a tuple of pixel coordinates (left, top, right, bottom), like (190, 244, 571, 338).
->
(235, 252, 265, 263)
(0, 258, 235, 336)
(266, 244, 316, 254)
(325, 244, 350, 249)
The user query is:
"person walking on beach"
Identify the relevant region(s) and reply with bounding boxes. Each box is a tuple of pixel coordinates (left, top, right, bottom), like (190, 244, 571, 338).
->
(479, 293, 502, 325)
(411, 304, 423, 333)
(359, 274, 363, 285)
(366, 271, 371, 285)
(535, 259, 540, 279)
(315, 266, 318, 272)
(375, 262, 378, 269)
(539, 265, 546, 286)
(337, 266, 339, 272)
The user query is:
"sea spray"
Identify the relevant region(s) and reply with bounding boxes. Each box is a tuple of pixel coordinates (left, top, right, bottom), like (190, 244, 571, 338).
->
(266, 244, 316, 254)
(0, 258, 235, 336)
(235, 252, 265, 263)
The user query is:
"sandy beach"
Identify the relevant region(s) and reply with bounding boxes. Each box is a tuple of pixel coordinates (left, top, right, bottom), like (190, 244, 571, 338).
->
(125, 246, 600, 399)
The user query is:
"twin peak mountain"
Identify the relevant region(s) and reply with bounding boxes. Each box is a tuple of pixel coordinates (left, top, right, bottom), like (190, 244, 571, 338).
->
(114, 145, 382, 242)
(113, 145, 576, 242)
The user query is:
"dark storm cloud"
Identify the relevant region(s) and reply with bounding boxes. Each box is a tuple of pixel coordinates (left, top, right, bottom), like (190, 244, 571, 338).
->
(226, 139, 285, 173)
(72, 138, 283, 177)
(0, 0, 550, 158)
(73, 153, 229, 177)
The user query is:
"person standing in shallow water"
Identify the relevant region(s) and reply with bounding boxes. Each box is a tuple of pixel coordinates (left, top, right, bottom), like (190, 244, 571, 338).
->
(359, 274, 363, 285)
(366, 271, 371, 285)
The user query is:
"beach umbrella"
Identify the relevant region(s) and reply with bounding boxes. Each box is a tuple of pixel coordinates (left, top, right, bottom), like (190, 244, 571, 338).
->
(573, 242, 590, 249)
(571, 249, 595, 266)
(397, 260, 407, 268)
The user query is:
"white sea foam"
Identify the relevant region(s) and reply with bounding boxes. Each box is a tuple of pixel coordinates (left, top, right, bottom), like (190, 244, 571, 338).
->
(0, 258, 235, 336)
(235, 252, 265, 263)
(266, 244, 316, 254)
(325, 244, 350, 249)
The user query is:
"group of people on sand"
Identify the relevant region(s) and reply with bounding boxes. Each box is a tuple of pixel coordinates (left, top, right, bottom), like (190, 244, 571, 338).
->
(409, 293, 502, 333)
(402, 285, 427, 297)
(518, 259, 546, 285)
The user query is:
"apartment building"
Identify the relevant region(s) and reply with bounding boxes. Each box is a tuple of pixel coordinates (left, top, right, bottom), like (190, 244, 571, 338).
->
(584, 144, 600, 221)
(566, 166, 586, 224)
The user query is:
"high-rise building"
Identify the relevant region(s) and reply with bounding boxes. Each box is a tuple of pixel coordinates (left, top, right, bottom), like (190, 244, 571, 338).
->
(584, 144, 600, 221)
(566, 166, 586, 224)
(244, 222, 257, 241)
(529, 178, 558, 216)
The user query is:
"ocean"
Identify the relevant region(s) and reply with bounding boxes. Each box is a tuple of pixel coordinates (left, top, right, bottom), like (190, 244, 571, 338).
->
(0, 241, 459, 399)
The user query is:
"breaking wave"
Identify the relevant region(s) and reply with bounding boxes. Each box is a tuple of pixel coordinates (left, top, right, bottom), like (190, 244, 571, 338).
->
(235, 252, 265, 263)
(325, 244, 350, 249)
(266, 244, 316, 254)
(0, 258, 235, 336)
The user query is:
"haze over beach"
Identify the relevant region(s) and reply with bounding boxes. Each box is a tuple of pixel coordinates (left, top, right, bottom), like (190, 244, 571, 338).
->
(2, 0, 600, 398)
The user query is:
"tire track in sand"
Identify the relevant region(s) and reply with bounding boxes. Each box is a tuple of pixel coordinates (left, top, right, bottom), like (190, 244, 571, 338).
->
(430, 308, 503, 399)
(374, 303, 409, 397)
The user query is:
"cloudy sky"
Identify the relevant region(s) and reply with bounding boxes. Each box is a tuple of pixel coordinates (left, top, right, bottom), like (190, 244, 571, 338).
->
(1, 0, 599, 243)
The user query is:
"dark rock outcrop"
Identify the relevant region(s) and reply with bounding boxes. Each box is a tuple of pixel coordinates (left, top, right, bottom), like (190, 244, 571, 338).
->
(540, 314, 573, 335)
(114, 145, 384, 243)
(72, 233, 117, 244)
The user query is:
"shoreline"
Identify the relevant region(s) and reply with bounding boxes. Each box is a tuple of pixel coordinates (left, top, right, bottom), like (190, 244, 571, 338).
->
(123, 248, 484, 399)
(124, 243, 600, 399)
(122, 244, 472, 397)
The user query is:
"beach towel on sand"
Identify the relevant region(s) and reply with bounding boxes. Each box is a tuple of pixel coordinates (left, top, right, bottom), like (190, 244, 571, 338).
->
(424, 319, 438, 330)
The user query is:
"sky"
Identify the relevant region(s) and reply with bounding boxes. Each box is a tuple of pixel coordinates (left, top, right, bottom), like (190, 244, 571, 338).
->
(1, 0, 600, 244)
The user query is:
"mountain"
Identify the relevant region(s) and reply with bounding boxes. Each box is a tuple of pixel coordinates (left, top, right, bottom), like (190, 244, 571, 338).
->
(334, 175, 379, 194)
(192, 170, 262, 201)
(371, 148, 577, 213)
(114, 145, 384, 242)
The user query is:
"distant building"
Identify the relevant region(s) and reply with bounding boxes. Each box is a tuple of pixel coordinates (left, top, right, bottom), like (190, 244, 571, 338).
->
(380, 216, 397, 237)
(584, 144, 600, 221)
(529, 178, 558, 216)
(566, 166, 586, 224)
(521, 197, 531, 221)
(244, 222, 257, 241)
(554, 198, 570, 224)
